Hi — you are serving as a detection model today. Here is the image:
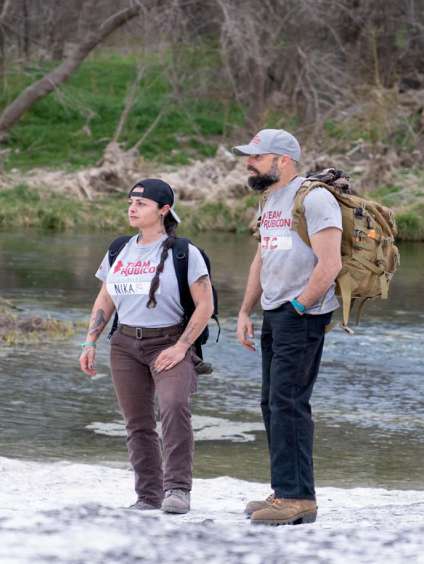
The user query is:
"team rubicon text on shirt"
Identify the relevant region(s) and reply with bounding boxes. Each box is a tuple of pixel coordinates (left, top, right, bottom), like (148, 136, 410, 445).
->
(108, 259, 159, 296)
(260, 210, 293, 251)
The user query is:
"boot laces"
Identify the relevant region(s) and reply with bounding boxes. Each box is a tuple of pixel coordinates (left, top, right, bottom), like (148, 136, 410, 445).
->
(166, 489, 188, 500)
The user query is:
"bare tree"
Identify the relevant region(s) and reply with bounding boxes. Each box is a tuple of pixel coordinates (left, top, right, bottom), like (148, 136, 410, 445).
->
(2, 0, 424, 146)
(0, 0, 13, 82)
(0, 0, 142, 140)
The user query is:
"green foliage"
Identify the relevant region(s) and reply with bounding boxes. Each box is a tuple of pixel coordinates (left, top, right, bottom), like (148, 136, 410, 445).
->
(0, 186, 258, 234)
(1, 185, 424, 240)
(1, 53, 244, 170)
(0, 184, 123, 230)
(368, 184, 402, 207)
(396, 204, 424, 241)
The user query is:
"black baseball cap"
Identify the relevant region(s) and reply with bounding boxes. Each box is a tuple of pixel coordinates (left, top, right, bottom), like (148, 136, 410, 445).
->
(128, 178, 181, 223)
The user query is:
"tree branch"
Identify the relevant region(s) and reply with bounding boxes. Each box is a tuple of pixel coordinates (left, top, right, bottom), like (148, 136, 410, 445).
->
(0, 2, 142, 139)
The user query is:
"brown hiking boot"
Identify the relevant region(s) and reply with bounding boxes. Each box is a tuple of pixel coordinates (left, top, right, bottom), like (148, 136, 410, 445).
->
(251, 498, 317, 526)
(244, 493, 275, 518)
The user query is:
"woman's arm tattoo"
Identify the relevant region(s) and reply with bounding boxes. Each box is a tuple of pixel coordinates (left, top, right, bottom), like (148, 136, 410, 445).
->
(178, 275, 211, 346)
(88, 308, 107, 337)
(195, 275, 210, 289)
(179, 320, 199, 346)
(192, 275, 210, 306)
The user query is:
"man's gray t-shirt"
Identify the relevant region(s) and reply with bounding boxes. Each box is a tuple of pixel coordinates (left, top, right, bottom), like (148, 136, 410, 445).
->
(259, 176, 342, 314)
(96, 235, 209, 327)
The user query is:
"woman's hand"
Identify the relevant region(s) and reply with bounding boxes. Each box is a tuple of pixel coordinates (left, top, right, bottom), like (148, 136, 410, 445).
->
(154, 342, 188, 373)
(80, 346, 97, 377)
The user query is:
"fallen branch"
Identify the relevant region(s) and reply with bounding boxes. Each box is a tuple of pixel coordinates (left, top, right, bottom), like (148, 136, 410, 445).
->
(112, 63, 145, 144)
(0, 2, 142, 139)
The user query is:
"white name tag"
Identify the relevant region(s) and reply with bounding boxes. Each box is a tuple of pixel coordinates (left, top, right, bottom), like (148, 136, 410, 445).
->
(261, 235, 292, 251)
(107, 282, 159, 296)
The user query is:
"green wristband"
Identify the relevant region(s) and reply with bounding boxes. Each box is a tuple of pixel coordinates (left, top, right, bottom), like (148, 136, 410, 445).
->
(81, 342, 96, 348)
(290, 298, 306, 314)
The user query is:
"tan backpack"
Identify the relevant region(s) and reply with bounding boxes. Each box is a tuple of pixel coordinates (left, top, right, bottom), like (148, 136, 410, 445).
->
(291, 169, 400, 332)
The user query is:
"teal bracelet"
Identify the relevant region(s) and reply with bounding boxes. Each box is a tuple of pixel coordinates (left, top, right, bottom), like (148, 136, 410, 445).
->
(81, 342, 96, 348)
(290, 298, 306, 314)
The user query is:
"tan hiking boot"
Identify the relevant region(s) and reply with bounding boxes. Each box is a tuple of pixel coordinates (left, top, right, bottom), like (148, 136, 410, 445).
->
(251, 498, 317, 526)
(244, 493, 275, 518)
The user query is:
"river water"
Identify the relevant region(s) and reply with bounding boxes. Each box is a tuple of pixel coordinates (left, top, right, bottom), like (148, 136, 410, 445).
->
(0, 231, 423, 489)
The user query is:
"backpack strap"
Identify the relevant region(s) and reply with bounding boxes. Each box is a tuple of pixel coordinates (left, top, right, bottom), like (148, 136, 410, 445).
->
(172, 237, 195, 319)
(172, 237, 220, 359)
(336, 271, 354, 333)
(291, 180, 331, 247)
(171, 237, 204, 357)
(107, 235, 131, 339)
(108, 235, 132, 267)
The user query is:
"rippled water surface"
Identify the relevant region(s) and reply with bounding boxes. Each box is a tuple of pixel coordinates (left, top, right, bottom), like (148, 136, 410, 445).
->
(0, 230, 423, 488)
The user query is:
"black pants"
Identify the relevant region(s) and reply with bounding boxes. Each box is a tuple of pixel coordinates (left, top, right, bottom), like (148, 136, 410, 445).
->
(261, 302, 332, 500)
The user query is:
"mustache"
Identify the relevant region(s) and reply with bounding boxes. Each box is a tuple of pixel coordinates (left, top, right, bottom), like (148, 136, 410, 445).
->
(247, 166, 259, 174)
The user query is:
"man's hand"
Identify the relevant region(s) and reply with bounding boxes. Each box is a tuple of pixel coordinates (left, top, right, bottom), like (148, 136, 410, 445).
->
(154, 342, 189, 373)
(80, 347, 96, 377)
(237, 311, 256, 351)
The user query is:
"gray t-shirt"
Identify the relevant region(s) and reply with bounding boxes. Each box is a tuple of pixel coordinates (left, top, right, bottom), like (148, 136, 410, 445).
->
(96, 235, 209, 327)
(259, 176, 342, 314)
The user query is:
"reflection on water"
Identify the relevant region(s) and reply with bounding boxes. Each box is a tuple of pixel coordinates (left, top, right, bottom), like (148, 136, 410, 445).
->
(0, 230, 423, 489)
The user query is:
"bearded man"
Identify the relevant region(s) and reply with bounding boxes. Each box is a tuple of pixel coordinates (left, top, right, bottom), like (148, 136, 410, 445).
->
(234, 129, 342, 525)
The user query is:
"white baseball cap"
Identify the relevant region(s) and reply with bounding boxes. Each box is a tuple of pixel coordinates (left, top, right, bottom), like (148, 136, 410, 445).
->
(232, 129, 301, 162)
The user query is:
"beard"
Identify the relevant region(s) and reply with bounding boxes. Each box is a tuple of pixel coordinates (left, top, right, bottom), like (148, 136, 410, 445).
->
(247, 171, 280, 192)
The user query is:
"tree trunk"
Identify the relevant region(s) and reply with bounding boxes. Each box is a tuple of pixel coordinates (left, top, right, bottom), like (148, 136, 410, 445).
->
(0, 3, 141, 140)
(0, 0, 12, 85)
(22, 0, 29, 61)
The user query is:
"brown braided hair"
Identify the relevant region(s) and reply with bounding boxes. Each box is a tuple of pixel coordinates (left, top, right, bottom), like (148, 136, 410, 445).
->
(146, 210, 178, 309)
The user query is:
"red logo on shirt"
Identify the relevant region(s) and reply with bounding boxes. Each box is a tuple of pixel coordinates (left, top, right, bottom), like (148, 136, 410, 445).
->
(113, 260, 124, 274)
(113, 260, 157, 276)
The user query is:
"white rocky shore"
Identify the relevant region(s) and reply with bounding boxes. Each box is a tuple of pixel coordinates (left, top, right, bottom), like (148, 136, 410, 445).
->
(0, 457, 423, 564)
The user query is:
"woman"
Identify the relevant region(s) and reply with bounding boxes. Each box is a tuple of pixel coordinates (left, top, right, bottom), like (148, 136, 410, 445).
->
(79, 178, 214, 514)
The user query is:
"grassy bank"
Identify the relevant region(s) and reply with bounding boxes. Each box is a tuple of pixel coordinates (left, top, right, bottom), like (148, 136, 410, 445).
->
(395, 205, 424, 241)
(0, 184, 258, 234)
(365, 178, 424, 241)
(1, 50, 423, 240)
(1, 53, 244, 170)
(1, 184, 423, 241)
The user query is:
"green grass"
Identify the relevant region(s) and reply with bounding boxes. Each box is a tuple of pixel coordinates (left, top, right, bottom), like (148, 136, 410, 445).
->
(1, 184, 423, 240)
(396, 203, 424, 241)
(0, 184, 128, 230)
(366, 184, 402, 207)
(1, 52, 244, 170)
(0, 184, 258, 234)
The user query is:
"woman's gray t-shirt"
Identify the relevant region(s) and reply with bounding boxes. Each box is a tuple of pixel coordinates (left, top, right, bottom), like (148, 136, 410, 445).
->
(259, 176, 342, 314)
(96, 235, 209, 327)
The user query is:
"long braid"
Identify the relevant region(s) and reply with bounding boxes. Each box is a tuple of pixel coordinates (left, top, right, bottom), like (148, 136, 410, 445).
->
(146, 213, 178, 309)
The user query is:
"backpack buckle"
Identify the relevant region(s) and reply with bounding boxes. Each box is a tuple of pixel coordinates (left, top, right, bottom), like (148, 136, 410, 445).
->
(136, 327, 143, 339)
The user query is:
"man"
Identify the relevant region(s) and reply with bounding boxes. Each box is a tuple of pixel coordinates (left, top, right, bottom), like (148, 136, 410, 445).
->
(234, 129, 342, 525)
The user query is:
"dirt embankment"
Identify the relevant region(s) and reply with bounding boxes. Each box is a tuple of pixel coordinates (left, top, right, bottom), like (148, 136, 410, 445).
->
(0, 139, 421, 211)
(1, 86, 423, 210)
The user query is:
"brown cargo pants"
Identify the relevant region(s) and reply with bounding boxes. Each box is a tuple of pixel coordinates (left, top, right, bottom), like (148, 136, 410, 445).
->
(110, 326, 197, 507)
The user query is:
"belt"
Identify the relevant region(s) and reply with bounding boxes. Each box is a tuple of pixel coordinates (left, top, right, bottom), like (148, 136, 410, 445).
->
(118, 323, 183, 340)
